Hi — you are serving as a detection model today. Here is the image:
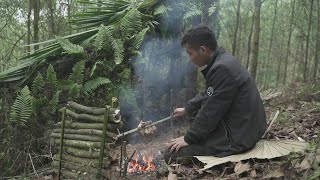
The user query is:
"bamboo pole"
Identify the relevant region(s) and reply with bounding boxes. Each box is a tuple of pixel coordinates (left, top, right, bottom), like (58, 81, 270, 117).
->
(53, 128, 117, 140)
(55, 121, 122, 130)
(122, 141, 128, 178)
(97, 106, 109, 179)
(57, 107, 66, 180)
(59, 108, 121, 123)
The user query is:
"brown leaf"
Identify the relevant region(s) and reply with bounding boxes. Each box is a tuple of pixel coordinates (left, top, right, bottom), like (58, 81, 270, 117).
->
(234, 162, 250, 175)
(250, 169, 257, 178)
(287, 105, 295, 111)
(263, 169, 284, 179)
(300, 157, 311, 170)
(168, 172, 178, 180)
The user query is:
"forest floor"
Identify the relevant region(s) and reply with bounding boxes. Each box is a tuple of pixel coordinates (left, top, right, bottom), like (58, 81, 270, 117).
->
(107, 81, 320, 180)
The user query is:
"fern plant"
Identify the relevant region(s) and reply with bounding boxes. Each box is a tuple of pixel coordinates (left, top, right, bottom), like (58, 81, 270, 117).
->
(31, 73, 45, 97)
(10, 86, 33, 126)
(81, 77, 111, 96)
(69, 61, 85, 84)
(48, 91, 61, 114)
(46, 64, 58, 87)
(57, 37, 85, 55)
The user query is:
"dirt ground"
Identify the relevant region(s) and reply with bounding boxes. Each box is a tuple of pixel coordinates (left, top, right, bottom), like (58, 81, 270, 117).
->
(108, 83, 320, 180)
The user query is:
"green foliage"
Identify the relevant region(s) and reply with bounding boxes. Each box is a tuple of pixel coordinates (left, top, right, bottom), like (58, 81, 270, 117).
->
(69, 61, 86, 84)
(94, 25, 114, 50)
(31, 73, 45, 96)
(9, 86, 33, 126)
(81, 77, 111, 96)
(57, 37, 85, 55)
(112, 39, 125, 65)
(48, 91, 60, 114)
(90, 61, 103, 77)
(46, 65, 57, 87)
(69, 83, 81, 100)
(118, 8, 142, 37)
(32, 98, 49, 115)
(130, 27, 149, 51)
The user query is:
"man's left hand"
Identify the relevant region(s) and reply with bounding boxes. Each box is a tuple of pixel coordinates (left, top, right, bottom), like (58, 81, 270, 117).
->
(166, 136, 189, 153)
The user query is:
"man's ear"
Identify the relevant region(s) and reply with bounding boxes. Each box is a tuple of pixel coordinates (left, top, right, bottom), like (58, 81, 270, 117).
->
(200, 46, 205, 53)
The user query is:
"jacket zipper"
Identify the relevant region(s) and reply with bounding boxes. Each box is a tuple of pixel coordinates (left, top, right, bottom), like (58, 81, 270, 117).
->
(221, 120, 232, 144)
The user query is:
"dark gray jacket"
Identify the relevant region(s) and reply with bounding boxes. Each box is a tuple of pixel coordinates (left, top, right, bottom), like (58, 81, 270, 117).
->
(184, 47, 267, 157)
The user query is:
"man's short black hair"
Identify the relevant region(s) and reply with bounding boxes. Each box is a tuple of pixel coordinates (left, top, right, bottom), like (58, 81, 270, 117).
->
(181, 25, 218, 51)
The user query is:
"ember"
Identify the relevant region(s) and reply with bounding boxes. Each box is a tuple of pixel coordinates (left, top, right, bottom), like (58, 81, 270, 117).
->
(127, 151, 156, 173)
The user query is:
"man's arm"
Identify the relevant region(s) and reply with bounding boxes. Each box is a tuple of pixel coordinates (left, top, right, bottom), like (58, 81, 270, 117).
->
(185, 91, 207, 114)
(184, 66, 237, 144)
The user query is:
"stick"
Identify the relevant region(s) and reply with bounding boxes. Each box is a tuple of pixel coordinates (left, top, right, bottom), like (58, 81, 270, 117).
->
(28, 153, 39, 178)
(117, 116, 171, 138)
(122, 141, 128, 178)
(170, 89, 176, 138)
(128, 150, 137, 163)
(263, 110, 280, 138)
(119, 145, 123, 177)
(58, 107, 66, 180)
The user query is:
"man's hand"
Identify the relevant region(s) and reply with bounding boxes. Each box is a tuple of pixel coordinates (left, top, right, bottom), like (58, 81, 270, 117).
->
(172, 108, 186, 118)
(166, 136, 189, 153)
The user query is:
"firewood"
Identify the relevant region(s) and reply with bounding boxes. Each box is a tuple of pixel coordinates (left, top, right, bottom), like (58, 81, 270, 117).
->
(54, 139, 110, 150)
(55, 121, 122, 130)
(67, 101, 117, 115)
(63, 147, 107, 159)
(59, 108, 122, 123)
(53, 128, 117, 141)
(51, 133, 116, 143)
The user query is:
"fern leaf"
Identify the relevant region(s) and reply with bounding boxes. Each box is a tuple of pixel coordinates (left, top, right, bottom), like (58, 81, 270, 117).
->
(69, 83, 81, 100)
(46, 64, 57, 87)
(10, 86, 33, 126)
(57, 37, 85, 54)
(81, 77, 111, 96)
(94, 25, 114, 50)
(118, 9, 142, 37)
(69, 61, 85, 84)
(31, 73, 45, 96)
(90, 61, 103, 77)
(130, 27, 149, 51)
(183, 8, 203, 22)
(48, 91, 60, 114)
(32, 98, 49, 114)
(112, 39, 124, 65)
(57, 80, 73, 91)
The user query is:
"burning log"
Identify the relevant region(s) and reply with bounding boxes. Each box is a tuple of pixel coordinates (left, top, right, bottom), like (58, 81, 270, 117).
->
(53, 128, 117, 141)
(55, 121, 122, 131)
(67, 101, 117, 115)
(58, 108, 121, 123)
(54, 139, 110, 150)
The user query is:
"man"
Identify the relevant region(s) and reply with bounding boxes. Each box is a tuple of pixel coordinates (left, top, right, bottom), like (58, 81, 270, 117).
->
(165, 25, 267, 164)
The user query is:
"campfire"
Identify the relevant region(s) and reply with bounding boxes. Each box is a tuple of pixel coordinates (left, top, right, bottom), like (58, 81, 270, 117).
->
(127, 150, 156, 173)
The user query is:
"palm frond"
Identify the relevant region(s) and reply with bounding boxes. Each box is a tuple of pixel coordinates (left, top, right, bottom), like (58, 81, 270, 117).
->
(81, 77, 111, 96)
(10, 86, 33, 126)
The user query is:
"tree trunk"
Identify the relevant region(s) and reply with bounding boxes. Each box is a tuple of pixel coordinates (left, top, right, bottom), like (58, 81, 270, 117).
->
(68, 0, 72, 34)
(250, 0, 262, 80)
(27, 0, 32, 53)
(304, 0, 314, 81)
(246, 15, 254, 69)
(232, 0, 242, 56)
(263, 0, 278, 87)
(47, 0, 55, 37)
(292, 41, 301, 82)
(283, 0, 296, 85)
(33, 0, 40, 50)
(276, 40, 286, 87)
(313, 0, 320, 79)
(212, 0, 221, 40)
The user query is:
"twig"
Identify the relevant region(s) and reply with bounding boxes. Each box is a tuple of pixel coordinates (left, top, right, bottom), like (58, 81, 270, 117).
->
(117, 116, 171, 138)
(119, 145, 123, 177)
(263, 110, 280, 138)
(170, 89, 176, 138)
(28, 153, 39, 178)
(122, 141, 128, 178)
(128, 150, 137, 163)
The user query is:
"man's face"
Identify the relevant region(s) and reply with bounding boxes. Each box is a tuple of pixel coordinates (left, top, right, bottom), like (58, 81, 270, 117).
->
(185, 45, 208, 67)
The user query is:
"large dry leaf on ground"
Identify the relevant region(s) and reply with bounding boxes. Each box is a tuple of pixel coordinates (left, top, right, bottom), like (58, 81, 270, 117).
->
(195, 139, 306, 171)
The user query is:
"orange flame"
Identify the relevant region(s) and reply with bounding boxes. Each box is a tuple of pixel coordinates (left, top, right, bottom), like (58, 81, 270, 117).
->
(127, 151, 156, 173)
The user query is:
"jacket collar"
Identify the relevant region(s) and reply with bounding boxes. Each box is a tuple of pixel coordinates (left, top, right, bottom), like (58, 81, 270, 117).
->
(201, 47, 225, 77)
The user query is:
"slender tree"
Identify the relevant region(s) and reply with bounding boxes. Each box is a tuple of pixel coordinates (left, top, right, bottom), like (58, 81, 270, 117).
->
(232, 0, 241, 56)
(250, 0, 262, 80)
(283, 0, 296, 85)
(313, 0, 320, 79)
(246, 14, 254, 69)
(33, 0, 40, 50)
(27, 0, 32, 53)
(303, 0, 314, 81)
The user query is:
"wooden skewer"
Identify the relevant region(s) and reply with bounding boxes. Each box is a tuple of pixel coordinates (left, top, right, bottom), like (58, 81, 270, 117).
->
(117, 116, 172, 138)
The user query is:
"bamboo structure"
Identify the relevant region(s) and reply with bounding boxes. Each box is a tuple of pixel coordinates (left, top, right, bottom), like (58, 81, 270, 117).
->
(51, 101, 121, 179)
